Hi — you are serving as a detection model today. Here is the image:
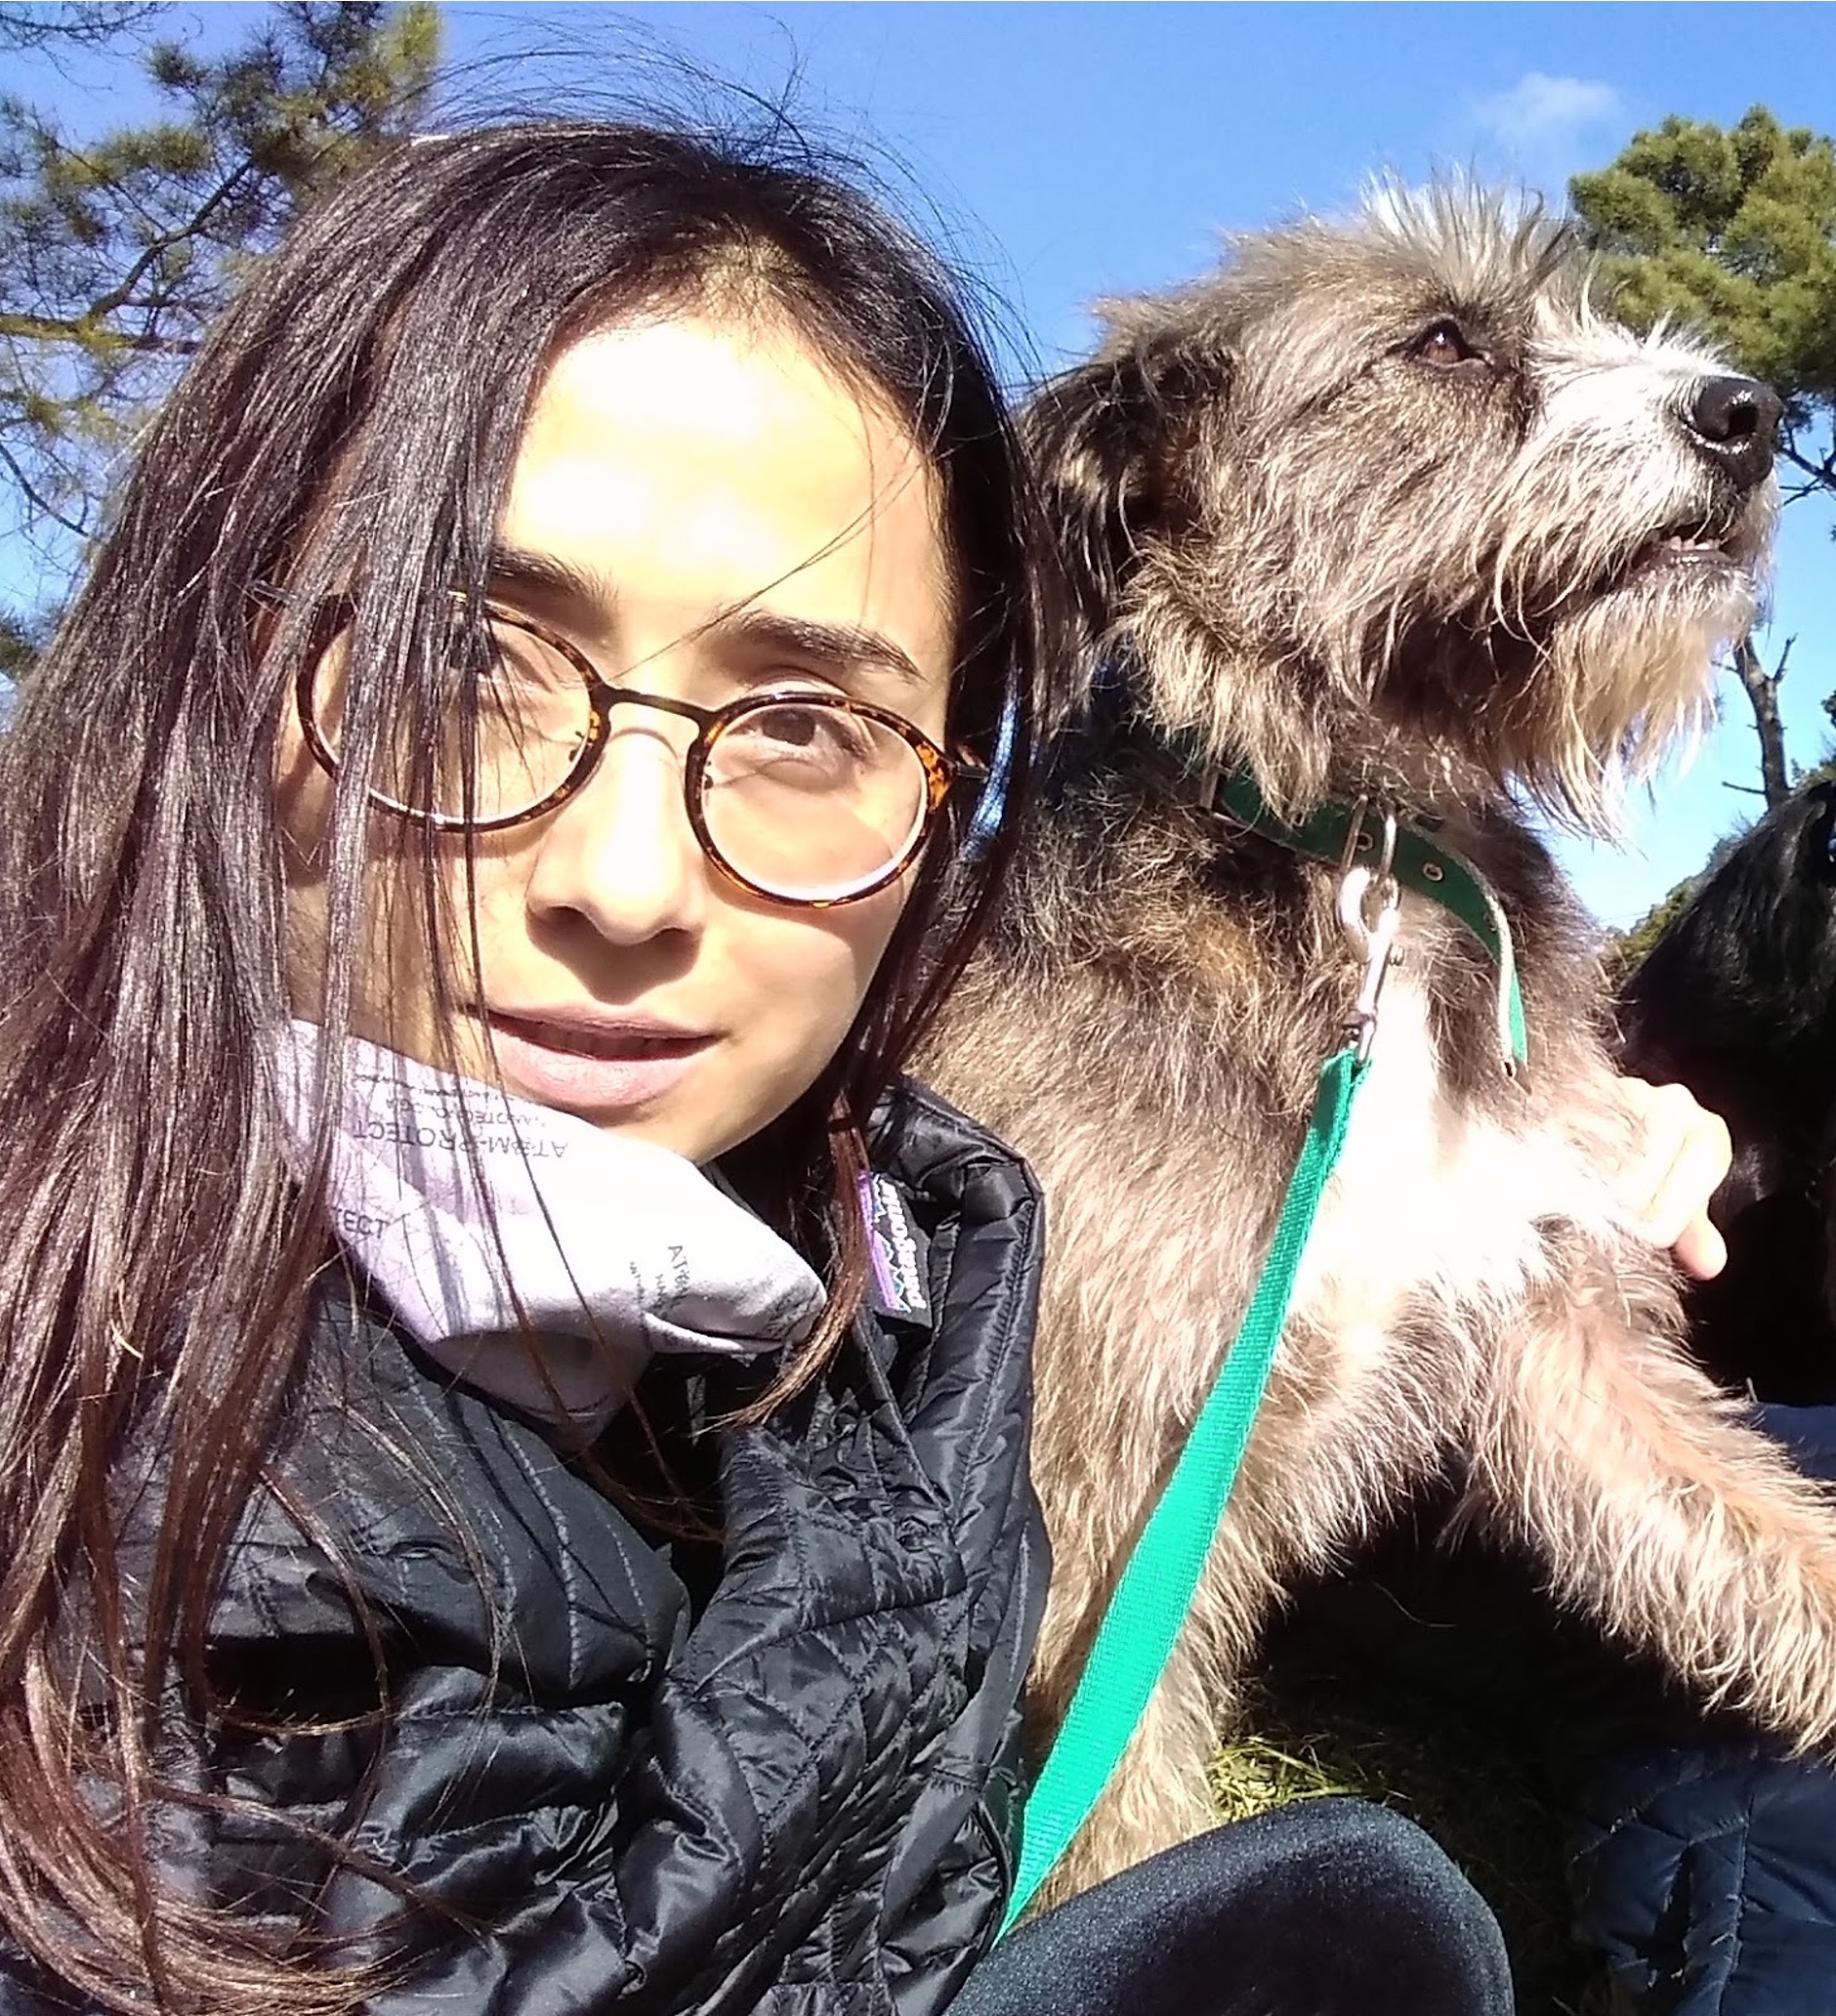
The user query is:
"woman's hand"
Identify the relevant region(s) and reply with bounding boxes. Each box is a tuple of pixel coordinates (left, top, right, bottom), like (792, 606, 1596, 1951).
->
(1607, 1075, 1732, 1281)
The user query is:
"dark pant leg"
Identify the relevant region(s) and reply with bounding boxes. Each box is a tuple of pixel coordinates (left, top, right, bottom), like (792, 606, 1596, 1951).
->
(952, 1798, 1512, 2016)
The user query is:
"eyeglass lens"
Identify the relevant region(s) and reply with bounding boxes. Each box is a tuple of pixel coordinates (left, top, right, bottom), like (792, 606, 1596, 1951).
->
(304, 607, 936, 902)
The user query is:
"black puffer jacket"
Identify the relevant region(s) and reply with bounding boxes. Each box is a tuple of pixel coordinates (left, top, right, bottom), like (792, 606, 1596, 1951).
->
(5, 1082, 1047, 2015)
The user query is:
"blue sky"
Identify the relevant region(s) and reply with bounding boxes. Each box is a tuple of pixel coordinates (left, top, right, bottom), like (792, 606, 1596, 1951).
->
(11, 2, 1836, 924)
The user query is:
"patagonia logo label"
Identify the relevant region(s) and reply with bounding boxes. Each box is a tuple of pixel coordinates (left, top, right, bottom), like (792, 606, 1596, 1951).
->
(860, 1173, 932, 1324)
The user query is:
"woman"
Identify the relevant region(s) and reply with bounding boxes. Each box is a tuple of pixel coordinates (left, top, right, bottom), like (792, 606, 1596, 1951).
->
(0, 118, 1510, 2015)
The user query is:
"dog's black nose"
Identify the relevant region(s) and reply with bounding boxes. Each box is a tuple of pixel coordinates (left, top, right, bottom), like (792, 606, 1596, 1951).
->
(1684, 374, 1783, 488)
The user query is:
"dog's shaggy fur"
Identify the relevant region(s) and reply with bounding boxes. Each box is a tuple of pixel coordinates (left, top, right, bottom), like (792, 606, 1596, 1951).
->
(919, 187, 1834, 1903)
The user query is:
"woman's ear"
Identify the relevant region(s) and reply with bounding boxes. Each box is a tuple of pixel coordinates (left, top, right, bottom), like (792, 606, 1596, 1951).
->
(1023, 325, 1230, 726)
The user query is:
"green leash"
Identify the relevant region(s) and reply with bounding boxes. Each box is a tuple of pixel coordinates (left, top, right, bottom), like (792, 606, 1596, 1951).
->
(999, 1042, 1369, 1934)
(997, 767, 1524, 1934)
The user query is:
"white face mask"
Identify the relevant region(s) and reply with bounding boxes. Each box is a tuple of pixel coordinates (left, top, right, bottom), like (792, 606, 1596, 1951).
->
(274, 1022, 827, 1440)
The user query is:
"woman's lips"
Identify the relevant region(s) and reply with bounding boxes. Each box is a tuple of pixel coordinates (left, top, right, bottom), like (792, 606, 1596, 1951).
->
(485, 1011, 714, 1115)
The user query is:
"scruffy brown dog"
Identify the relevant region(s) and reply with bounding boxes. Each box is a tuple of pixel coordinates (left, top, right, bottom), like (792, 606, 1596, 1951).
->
(920, 187, 1831, 1903)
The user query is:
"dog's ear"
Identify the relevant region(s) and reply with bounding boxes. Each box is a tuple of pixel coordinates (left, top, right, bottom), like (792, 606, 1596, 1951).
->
(1024, 325, 1226, 650)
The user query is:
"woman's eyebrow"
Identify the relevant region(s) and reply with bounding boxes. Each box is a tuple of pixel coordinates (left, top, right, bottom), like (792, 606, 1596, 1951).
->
(718, 609, 926, 688)
(484, 547, 925, 687)
(485, 544, 610, 611)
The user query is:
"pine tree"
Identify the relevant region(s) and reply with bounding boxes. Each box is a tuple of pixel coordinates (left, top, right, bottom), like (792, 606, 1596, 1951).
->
(0, 0, 439, 591)
(1571, 106, 1836, 501)
(1572, 107, 1836, 810)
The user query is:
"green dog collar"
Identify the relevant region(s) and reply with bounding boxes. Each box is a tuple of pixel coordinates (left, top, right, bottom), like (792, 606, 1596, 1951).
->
(1196, 766, 1527, 1074)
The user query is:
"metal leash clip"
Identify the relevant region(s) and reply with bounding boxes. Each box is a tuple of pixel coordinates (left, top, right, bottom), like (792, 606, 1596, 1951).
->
(1336, 800, 1401, 1064)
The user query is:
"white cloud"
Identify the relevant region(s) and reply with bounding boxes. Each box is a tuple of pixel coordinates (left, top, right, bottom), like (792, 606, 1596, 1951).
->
(1471, 72, 1625, 160)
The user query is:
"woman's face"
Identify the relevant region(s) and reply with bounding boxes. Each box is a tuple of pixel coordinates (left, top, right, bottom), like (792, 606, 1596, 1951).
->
(277, 312, 956, 1163)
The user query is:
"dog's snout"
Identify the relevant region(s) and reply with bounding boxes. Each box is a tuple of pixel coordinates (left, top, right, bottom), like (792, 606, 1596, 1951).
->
(1683, 374, 1783, 488)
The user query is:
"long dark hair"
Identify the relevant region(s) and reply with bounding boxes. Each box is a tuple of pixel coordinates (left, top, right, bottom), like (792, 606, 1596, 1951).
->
(0, 119, 1044, 2013)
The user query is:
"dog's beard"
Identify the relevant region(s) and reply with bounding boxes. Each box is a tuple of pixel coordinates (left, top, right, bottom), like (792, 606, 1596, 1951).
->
(1522, 555, 1759, 830)
(1122, 460, 1771, 832)
(1452, 355, 1777, 827)
(1127, 548, 1758, 833)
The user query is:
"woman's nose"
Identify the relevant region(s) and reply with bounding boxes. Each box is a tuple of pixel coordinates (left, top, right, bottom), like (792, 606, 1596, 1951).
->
(523, 723, 708, 945)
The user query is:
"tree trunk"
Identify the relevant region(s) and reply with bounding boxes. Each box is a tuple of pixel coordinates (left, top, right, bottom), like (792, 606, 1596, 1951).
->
(1732, 636, 1793, 807)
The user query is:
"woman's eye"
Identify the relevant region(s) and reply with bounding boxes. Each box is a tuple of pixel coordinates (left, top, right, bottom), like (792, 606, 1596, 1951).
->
(721, 703, 876, 780)
(748, 705, 864, 755)
(1411, 319, 1480, 368)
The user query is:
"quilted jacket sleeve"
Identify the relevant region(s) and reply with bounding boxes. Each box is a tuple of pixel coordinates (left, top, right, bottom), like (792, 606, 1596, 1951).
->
(1565, 1404, 1836, 2016)
(1567, 1733, 1836, 2016)
(875, 1482, 1048, 2016)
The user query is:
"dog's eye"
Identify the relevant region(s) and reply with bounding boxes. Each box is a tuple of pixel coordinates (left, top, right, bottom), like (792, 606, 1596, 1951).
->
(1411, 320, 1481, 368)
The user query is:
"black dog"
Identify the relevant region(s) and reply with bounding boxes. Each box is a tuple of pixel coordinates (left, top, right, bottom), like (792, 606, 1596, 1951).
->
(1616, 779, 1836, 1402)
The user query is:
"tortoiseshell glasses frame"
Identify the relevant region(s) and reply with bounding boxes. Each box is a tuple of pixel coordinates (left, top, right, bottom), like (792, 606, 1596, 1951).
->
(291, 594, 985, 910)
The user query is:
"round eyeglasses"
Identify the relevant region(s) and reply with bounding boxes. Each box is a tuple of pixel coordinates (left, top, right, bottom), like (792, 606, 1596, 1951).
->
(296, 596, 981, 908)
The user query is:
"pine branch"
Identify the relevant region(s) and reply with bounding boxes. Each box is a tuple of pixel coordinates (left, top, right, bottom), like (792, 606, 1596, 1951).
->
(86, 158, 256, 323)
(0, 313, 196, 357)
(0, 4, 165, 56)
(0, 1, 442, 595)
(0, 435, 88, 537)
(1779, 438, 1836, 495)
